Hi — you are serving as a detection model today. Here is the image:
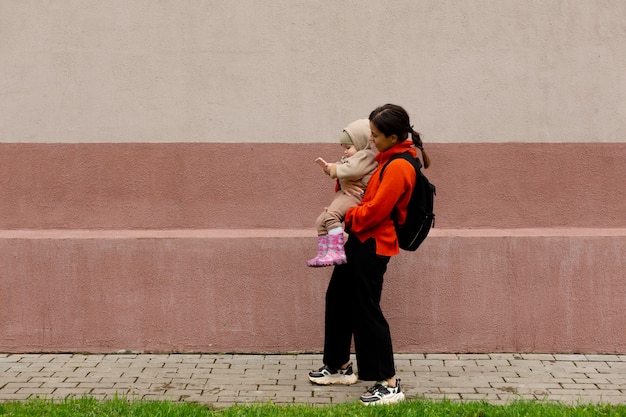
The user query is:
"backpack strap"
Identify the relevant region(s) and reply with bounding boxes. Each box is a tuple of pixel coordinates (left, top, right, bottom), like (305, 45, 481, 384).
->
(378, 152, 422, 225)
(379, 152, 422, 182)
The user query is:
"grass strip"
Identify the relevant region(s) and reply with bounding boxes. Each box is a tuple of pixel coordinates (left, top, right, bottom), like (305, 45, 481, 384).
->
(1, 397, 625, 417)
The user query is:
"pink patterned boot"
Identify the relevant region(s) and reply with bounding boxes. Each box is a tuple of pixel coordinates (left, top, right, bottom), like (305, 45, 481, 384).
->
(315, 233, 347, 266)
(307, 235, 329, 267)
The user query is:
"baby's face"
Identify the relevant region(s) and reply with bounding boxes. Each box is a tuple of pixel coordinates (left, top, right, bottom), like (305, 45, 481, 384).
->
(342, 144, 357, 158)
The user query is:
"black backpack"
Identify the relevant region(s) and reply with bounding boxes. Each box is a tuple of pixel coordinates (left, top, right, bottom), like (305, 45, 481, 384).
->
(379, 152, 436, 251)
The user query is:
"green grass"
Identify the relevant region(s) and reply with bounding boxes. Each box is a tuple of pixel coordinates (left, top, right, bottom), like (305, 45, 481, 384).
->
(1, 398, 625, 417)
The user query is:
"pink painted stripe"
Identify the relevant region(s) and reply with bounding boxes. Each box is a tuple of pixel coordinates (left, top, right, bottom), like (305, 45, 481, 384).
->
(1, 228, 625, 239)
(0, 228, 316, 239)
(1, 142, 625, 230)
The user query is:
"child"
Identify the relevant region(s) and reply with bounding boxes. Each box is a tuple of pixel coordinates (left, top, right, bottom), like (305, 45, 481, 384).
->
(307, 119, 377, 267)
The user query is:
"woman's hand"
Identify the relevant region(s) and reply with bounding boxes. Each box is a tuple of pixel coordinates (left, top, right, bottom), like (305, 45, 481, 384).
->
(342, 179, 366, 198)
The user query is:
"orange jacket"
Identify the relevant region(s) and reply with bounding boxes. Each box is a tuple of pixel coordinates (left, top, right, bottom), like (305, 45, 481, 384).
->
(345, 141, 417, 256)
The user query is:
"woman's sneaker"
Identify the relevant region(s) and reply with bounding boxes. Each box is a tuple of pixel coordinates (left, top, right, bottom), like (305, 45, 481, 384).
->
(308, 363, 358, 385)
(360, 379, 405, 405)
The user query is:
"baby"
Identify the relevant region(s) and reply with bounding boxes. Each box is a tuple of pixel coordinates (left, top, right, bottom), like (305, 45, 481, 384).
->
(307, 119, 377, 267)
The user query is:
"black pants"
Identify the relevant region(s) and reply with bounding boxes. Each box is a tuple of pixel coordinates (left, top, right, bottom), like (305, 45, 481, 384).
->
(322, 234, 395, 381)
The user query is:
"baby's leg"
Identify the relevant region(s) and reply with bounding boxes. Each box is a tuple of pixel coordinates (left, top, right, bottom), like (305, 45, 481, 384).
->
(323, 192, 360, 233)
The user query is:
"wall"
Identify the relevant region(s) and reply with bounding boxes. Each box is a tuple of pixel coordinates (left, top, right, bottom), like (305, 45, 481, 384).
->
(1, 2, 625, 353)
(1, 142, 625, 353)
(2, 1, 625, 144)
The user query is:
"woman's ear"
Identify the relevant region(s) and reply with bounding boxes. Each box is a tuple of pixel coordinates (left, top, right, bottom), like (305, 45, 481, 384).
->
(389, 134, 399, 144)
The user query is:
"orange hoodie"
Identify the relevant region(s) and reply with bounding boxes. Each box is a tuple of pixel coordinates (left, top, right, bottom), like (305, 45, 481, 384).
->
(344, 141, 417, 256)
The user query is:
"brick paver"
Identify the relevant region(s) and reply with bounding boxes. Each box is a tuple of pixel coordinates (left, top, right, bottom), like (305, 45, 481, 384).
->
(1, 353, 625, 407)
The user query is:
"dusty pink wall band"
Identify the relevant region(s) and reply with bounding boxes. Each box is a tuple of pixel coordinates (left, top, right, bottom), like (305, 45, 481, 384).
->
(1, 143, 625, 353)
(1, 143, 624, 230)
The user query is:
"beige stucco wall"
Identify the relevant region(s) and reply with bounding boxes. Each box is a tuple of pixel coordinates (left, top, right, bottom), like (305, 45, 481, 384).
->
(1, 1, 625, 143)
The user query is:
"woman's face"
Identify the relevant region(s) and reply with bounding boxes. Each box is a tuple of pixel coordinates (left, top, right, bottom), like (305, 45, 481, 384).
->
(369, 122, 397, 153)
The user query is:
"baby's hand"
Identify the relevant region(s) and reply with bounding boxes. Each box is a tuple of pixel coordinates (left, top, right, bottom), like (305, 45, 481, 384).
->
(323, 163, 334, 175)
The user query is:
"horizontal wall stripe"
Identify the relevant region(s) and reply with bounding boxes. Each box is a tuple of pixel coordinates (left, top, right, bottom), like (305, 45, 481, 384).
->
(2, 228, 626, 240)
(1, 142, 625, 230)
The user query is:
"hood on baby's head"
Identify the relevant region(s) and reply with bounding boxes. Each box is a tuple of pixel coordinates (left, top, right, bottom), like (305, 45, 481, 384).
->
(341, 119, 371, 151)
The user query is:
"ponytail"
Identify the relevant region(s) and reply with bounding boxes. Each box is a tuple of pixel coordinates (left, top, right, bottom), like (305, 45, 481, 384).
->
(409, 128, 431, 169)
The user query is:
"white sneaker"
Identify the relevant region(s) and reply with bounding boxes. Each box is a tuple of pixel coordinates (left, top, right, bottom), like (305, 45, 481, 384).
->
(360, 379, 405, 405)
(308, 362, 358, 385)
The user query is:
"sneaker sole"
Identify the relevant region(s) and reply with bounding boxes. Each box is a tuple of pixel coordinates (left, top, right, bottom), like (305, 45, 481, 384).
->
(308, 375, 358, 385)
(361, 392, 405, 405)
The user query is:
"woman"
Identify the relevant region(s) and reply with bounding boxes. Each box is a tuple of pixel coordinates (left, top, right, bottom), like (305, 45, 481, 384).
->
(308, 103, 431, 405)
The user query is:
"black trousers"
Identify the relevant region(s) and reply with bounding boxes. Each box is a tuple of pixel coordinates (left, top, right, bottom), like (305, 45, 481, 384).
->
(322, 234, 395, 381)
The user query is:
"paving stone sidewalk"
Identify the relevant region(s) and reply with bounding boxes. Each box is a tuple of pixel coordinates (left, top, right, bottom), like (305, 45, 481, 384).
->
(1, 353, 626, 407)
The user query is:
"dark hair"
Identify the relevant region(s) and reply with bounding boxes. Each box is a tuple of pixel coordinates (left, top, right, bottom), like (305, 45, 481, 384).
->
(369, 104, 431, 168)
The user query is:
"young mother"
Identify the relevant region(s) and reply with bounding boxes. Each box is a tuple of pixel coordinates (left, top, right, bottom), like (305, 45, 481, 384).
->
(308, 103, 431, 405)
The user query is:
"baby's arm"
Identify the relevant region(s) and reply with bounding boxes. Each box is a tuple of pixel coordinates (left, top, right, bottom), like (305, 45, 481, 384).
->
(332, 151, 377, 180)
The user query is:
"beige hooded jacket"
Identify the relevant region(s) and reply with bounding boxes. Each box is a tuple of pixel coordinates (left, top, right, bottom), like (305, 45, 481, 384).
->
(329, 119, 378, 191)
